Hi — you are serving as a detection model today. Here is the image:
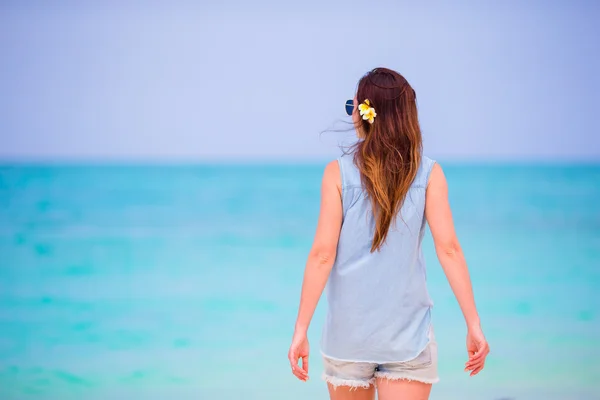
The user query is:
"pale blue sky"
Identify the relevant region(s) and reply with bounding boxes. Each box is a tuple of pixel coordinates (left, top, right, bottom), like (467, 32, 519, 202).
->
(1, 0, 599, 162)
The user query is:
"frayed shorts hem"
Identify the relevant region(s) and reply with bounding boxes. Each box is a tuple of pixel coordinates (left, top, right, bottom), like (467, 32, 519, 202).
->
(322, 373, 375, 390)
(374, 372, 440, 385)
(322, 372, 438, 389)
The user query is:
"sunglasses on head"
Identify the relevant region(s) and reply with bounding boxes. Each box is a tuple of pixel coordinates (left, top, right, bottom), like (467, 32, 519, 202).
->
(345, 99, 354, 116)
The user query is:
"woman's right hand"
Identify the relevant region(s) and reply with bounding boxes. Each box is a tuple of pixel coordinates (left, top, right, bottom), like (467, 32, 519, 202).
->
(288, 330, 310, 382)
(465, 324, 490, 376)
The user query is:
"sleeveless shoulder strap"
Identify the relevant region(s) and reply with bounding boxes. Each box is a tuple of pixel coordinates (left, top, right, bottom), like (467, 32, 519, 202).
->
(337, 152, 361, 189)
(413, 155, 436, 188)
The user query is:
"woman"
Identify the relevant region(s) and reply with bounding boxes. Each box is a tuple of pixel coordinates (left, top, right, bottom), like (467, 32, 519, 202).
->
(288, 67, 489, 400)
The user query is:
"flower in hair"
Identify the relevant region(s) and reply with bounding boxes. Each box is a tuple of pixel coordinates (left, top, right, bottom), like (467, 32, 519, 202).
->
(358, 99, 376, 124)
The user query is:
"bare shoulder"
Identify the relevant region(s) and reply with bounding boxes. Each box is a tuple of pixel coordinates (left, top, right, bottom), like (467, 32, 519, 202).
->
(427, 162, 448, 193)
(323, 160, 342, 193)
(324, 160, 340, 175)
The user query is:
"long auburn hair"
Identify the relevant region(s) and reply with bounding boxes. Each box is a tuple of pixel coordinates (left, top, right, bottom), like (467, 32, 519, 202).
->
(349, 67, 423, 252)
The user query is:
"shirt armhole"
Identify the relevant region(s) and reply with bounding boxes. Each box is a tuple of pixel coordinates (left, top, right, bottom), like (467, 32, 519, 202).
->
(424, 159, 436, 188)
(337, 157, 345, 205)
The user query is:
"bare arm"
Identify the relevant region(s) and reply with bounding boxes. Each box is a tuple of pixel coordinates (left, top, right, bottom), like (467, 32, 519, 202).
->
(426, 163, 489, 376)
(288, 160, 342, 381)
(294, 160, 343, 334)
(425, 163, 480, 328)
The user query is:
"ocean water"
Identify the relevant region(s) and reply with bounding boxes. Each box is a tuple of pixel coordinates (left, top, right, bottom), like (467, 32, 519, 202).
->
(0, 163, 599, 400)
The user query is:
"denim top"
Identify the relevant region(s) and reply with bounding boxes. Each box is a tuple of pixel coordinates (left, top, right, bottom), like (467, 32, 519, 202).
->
(320, 152, 436, 363)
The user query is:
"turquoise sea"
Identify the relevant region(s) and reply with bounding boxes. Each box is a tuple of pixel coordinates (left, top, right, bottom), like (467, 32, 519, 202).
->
(0, 163, 599, 400)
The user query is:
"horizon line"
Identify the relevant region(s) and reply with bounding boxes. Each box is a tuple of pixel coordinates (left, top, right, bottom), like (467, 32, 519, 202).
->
(1, 156, 599, 167)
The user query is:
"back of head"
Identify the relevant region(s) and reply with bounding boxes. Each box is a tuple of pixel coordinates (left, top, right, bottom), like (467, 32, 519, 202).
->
(351, 67, 423, 252)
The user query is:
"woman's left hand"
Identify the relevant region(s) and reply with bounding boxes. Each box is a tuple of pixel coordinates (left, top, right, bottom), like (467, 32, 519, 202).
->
(288, 330, 310, 381)
(465, 324, 490, 376)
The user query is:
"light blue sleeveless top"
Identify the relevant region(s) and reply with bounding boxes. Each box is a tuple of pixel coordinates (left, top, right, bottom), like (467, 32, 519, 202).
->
(320, 152, 437, 363)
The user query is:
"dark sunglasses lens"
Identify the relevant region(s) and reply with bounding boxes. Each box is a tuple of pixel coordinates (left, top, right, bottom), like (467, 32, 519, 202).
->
(345, 100, 354, 116)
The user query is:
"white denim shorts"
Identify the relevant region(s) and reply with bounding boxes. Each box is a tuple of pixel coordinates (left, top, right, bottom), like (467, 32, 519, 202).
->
(322, 326, 439, 389)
